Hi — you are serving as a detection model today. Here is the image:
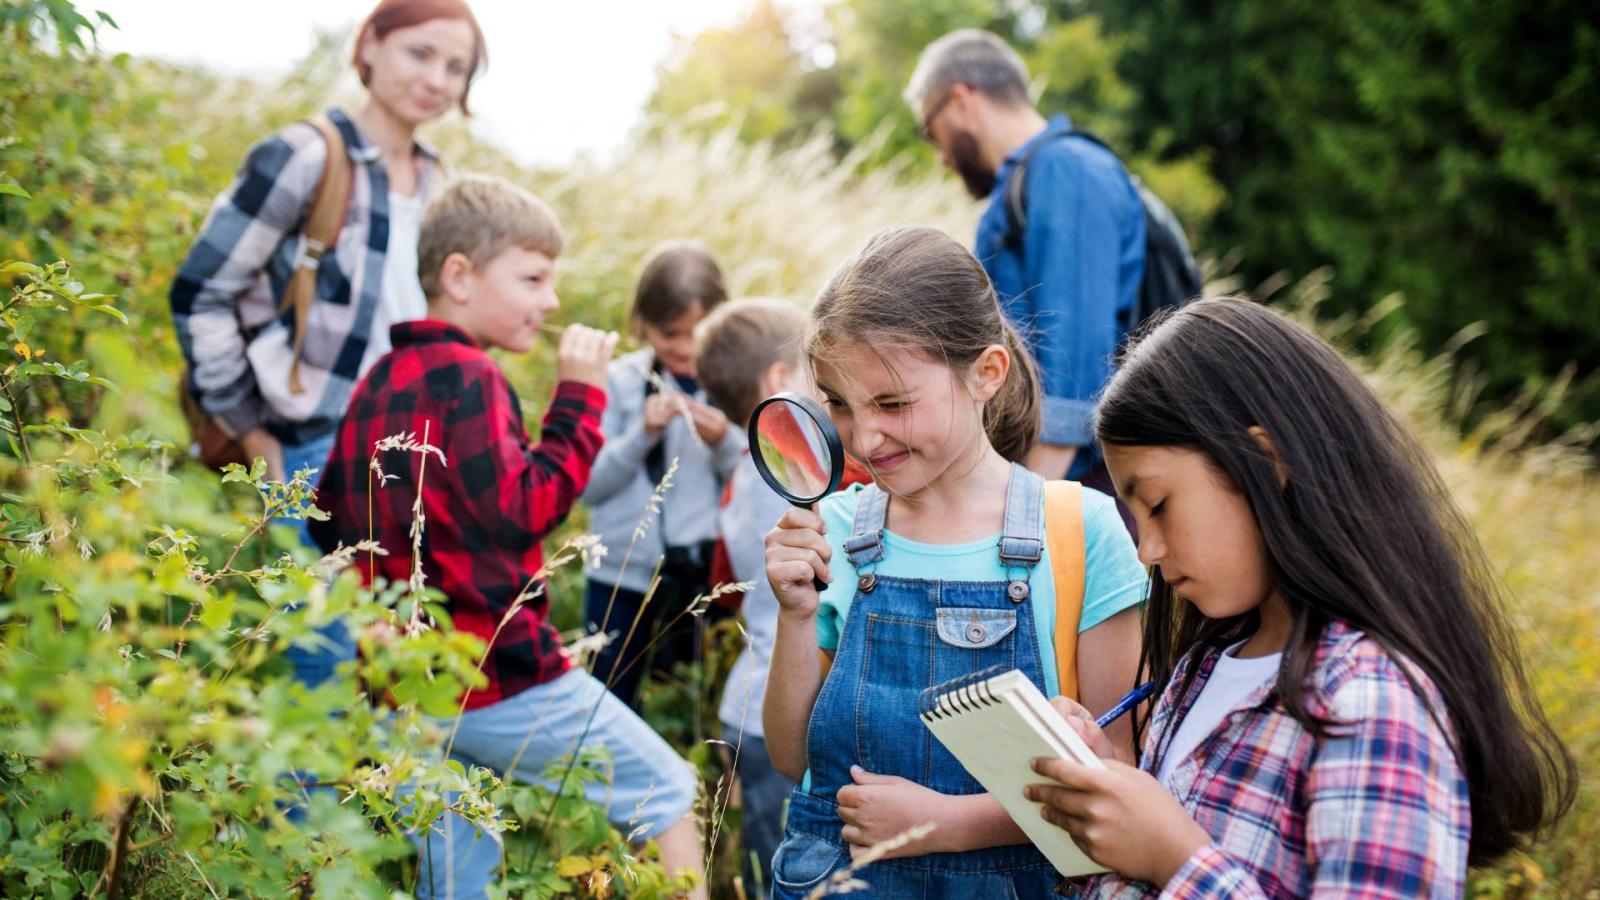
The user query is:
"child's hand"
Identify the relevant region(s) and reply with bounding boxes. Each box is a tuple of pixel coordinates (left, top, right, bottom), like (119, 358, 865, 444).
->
(1025, 757, 1212, 887)
(642, 393, 681, 437)
(1049, 696, 1119, 761)
(837, 766, 951, 859)
(685, 398, 731, 445)
(764, 506, 832, 618)
(555, 325, 619, 389)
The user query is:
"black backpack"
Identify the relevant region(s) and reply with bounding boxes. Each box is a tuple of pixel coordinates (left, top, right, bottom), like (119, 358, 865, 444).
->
(1003, 128, 1203, 336)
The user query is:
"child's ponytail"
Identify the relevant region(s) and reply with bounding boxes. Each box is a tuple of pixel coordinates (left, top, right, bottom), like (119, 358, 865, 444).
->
(807, 226, 1042, 463)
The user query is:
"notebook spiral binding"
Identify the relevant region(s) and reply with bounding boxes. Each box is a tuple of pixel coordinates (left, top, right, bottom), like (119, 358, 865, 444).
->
(919, 664, 1011, 720)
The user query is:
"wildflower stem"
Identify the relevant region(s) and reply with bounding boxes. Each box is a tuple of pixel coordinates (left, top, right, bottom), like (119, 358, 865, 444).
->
(593, 459, 678, 669)
(1, 376, 31, 466)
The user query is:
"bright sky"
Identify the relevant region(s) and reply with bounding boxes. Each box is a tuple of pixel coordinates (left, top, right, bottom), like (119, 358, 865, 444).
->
(89, 0, 786, 167)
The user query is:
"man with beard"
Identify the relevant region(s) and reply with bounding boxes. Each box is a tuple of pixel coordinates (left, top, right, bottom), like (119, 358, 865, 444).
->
(906, 29, 1146, 489)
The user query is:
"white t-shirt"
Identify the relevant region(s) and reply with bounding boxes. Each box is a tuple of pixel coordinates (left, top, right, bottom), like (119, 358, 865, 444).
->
(1155, 640, 1282, 785)
(366, 191, 429, 366)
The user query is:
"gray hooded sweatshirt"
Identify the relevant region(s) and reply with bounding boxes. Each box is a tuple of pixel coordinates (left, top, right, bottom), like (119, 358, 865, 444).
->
(582, 347, 745, 593)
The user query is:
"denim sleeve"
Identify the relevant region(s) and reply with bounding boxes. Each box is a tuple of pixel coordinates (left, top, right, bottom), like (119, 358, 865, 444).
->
(1021, 151, 1129, 449)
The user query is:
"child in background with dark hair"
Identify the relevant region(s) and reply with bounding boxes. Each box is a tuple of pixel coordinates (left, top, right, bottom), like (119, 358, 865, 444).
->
(1025, 297, 1575, 897)
(761, 227, 1147, 898)
(582, 241, 745, 708)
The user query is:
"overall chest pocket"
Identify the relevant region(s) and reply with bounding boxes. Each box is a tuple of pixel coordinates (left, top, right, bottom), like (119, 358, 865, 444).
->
(934, 607, 1017, 650)
(929, 606, 1024, 793)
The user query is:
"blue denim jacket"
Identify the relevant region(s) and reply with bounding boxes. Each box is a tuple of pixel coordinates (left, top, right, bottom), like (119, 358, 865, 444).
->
(975, 114, 1146, 475)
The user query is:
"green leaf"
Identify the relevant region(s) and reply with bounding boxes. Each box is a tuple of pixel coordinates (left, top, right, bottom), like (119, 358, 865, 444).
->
(198, 593, 235, 631)
(0, 184, 30, 199)
(312, 861, 360, 897)
(88, 304, 127, 323)
(170, 793, 211, 848)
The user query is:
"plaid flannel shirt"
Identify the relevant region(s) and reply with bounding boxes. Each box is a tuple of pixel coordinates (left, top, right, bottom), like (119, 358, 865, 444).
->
(1084, 620, 1469, 899)
(170, 108, 444, 447)
(309, 320, 605, 710)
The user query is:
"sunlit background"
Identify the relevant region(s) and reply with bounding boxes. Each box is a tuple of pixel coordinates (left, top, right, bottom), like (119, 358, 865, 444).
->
(91, 0, 825, 166)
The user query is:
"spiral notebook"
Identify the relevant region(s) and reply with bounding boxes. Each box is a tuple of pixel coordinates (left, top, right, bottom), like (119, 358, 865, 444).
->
(919, 667, 1110, 878)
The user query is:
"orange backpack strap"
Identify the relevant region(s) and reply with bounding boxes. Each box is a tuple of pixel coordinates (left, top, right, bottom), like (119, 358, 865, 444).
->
(1044, 480, 1087, 700)
(277, 115, 353, 394)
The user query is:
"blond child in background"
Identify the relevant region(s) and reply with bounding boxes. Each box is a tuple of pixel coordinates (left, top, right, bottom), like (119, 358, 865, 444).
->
(694, 298, 813, 890)
(310, 176, 707, 900)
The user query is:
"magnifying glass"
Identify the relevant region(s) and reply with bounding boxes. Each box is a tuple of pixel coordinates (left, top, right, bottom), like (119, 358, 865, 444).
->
(748, 392, 845, 590)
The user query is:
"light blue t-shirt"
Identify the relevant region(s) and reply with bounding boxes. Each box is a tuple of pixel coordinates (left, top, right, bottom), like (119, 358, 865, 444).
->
(816, 482, 1147, 697)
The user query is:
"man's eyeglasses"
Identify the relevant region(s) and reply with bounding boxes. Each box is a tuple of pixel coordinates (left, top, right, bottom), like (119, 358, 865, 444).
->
(918, 90, 956, 143)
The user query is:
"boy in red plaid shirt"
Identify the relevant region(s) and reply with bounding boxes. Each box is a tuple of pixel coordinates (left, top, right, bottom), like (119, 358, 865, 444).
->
(310, 175, 706, 900)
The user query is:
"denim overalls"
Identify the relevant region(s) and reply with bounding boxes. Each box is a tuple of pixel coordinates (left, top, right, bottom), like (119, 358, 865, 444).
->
(769, 464, 1060, 898)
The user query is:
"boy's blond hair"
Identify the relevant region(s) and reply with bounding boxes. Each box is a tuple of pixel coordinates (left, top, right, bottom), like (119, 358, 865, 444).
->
(694, 298, 808, 426)
(418, 174, 564, 299)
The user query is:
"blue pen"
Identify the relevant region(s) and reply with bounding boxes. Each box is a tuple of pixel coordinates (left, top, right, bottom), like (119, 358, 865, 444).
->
(1095, 681, 1157, 729)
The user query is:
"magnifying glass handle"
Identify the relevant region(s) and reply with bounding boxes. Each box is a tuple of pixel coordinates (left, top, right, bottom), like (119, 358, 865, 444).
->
(800, 500, 830, 595)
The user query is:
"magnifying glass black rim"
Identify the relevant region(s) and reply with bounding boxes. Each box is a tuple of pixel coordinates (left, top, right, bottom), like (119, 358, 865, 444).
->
(747, 391, 845, 506)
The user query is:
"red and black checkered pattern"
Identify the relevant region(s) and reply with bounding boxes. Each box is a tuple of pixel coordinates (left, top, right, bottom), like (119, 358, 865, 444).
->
(310, 319, 605, 709)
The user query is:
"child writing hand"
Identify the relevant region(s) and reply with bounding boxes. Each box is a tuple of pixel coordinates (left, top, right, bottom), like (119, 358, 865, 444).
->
(1024, 298, 1574, 898)
(762, 227, 1148, 898)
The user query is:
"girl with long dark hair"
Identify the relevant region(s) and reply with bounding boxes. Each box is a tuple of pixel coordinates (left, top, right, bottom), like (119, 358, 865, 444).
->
(1026, 297, 1574, 896)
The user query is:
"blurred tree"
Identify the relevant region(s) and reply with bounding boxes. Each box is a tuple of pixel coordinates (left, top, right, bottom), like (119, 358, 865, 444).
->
(646, 0, 1225, 241)
(646, 0, 840, 145)
(1094, 0, 1600, 430)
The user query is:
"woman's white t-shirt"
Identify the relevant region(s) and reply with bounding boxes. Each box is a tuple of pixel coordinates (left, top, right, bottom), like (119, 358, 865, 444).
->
(1155, 640, 1282, 785)
(366, 191, 429, 366)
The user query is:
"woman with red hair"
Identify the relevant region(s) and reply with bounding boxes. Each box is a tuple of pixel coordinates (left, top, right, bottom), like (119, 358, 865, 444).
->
(169, 0, 484, 668)
(171, 6, 520, 899)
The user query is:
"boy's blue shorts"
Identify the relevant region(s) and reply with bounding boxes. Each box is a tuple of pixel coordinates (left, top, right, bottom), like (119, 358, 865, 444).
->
(440, 666, 698, 838)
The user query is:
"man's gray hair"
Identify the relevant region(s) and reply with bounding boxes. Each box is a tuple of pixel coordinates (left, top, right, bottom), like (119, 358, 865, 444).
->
(903, 29, 1032, 112)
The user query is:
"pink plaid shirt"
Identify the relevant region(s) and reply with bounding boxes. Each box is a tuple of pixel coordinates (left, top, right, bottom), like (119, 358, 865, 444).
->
(1083, 620, 1469, 899)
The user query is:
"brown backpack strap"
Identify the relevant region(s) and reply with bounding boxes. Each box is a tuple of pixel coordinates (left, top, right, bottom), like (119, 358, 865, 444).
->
(277, 115, 353, 394)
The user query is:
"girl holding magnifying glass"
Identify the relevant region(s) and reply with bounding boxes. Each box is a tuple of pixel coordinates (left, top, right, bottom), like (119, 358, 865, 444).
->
(761, 227, 1148, 897)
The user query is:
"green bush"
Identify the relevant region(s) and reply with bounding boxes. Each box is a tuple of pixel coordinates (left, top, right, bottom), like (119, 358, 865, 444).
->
(0, 9, 688, 898)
